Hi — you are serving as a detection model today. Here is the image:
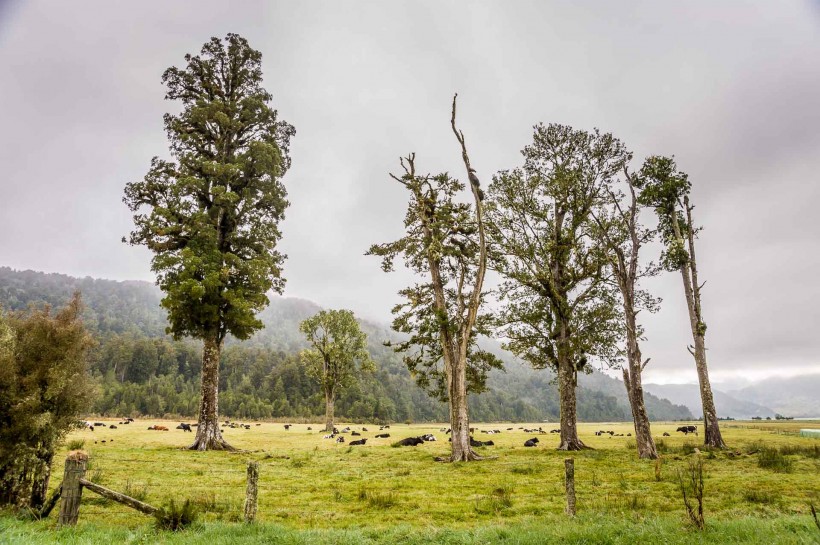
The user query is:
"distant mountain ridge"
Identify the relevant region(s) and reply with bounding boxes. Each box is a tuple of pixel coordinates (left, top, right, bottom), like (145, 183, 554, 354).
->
(0, 266, 693, 422)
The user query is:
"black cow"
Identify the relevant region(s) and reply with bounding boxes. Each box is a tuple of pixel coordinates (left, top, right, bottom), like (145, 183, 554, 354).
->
(307, 427, 312, 430)
(109, 425, 117, 429)
(524, 438, 539, 447)
(176, 423, 192, 432)
(351, 431, 361, 436)
(349, 438, 367, 446)
(284, 424, 292, 430)
(677, 425, 697, 435)
(663, 432, 671, 436)
(336, 436, 345, 443)
(362, 427, 368, 432)
(420, 434, 436, 442)
(395, 437, 424, 446)
(375, 433, 390, 438)
(94, 422, 105, 427)
(470, 438, 494, 447)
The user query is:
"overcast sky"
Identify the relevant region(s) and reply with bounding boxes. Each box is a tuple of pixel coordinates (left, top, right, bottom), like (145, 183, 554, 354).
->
(1, 1, 819, 386)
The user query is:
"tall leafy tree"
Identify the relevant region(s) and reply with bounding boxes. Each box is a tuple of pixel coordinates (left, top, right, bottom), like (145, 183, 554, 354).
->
(0, 294, 94, 510)
(592, 163, 661, 459)
(487, 124, 626, 451)
(123, 34, 294, 450)
(299, 309, 375, 432)
(638, 156, 726, 448)
(368, 96, 502, 461)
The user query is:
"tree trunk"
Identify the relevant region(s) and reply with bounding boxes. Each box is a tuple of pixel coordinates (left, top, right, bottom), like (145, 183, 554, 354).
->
(622, 303, 658, 459)
(557, 327, 586, 451)
(189, 335, 233, 451)
(324, 389, 335, 433)
(693, 333, 725, 448)
(29, 448, 54, 509)
(674, 201, 725, 449)
(449, 354, 480, 461)
(677, 265, 725, 449)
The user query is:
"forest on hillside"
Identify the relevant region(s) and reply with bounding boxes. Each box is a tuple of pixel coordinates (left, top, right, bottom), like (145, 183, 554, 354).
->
(0, 267, 692, 422)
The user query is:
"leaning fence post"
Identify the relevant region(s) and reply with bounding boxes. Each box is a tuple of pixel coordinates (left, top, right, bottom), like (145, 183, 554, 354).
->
(58, 450, 88, 526)
(243, 460, 259, 523)
(565, 458, 576, 517)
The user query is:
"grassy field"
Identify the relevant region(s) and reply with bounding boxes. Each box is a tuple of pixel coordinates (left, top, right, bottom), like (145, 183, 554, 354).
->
(2, 419, 819, 544)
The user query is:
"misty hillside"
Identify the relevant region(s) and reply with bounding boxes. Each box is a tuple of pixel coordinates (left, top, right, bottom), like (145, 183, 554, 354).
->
(643, 383, 776, 419)
(728, 375, 820, 418)
(0, 267, 693, 422)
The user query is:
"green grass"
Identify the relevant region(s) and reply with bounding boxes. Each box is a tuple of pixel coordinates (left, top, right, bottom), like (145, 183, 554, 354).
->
(6, 419, 818, 542)
(1, 514, 818, 544)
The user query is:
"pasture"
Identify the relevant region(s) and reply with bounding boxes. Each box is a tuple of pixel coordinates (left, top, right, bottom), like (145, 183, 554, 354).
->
(2, 419, 819, 544)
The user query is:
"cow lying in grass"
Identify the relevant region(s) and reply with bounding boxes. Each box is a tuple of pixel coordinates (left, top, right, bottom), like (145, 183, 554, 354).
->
(148, 425, 169, 431)
(524, 437, 540, 447)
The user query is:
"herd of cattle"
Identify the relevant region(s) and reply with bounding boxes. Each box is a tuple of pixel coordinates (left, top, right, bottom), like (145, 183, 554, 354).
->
(79, 418, 699, 447)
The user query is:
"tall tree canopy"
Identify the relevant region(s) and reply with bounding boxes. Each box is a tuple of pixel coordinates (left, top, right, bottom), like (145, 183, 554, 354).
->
(299, 309, 375, 432)
(367, 96, 502, 461)
(123, 34, 294, 450)
(487, 124, 626, 451)
(638, 156, 726, 448)
(0, 294, 94, 510)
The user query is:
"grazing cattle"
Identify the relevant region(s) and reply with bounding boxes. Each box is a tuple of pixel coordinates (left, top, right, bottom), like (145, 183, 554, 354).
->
(351, 431, 361, 436)
(677, 425, 697, 435)
(336, 436, 345, 443)
(176, 423, 192, 432)
(375, 433, 390, 438)
(507, 428, 513, 431)
(627, 433, 632, 437)
(94, 422, 105, 427)
(349, 438, 367, 446)
(420, 434, 436, 442)
(395, 437, 424, 447)
(663, 432, 671, 437)
(333, 427, 340, 434)
(284, 424, 291, 430)
(307, 427, 313, 431)
(109, 425, 117, 429)
(550, 429, 560, 434)
(362, 427, 368, 432)
(323, 433, 335, 439)
(148, 425, 169, 431)
(470, 438, 494, 447)
(256, 423, 261, 426)
(524, 438, 539, 447)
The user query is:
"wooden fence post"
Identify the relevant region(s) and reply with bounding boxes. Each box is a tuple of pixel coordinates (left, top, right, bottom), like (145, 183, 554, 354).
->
(565, 458, 576, 517)
(58, 450, 88, 526)
(243, 460, 259, 523)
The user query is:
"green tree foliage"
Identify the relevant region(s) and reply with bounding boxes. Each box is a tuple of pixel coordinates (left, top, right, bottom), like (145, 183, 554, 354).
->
(368, 97, 502, 461)
(487, 124, 628, 450)
(0, 294, 94, 510)
(299, 309, 375, 431)
(123, 34, 294, 450)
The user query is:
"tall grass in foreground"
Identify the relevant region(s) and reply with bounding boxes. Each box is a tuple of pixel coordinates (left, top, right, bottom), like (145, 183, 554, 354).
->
(2, 514, 819, 544)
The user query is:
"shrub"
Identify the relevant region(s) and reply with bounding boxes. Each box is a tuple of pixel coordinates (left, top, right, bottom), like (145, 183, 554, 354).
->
(475, 486, 513, 514)
(757, 447, 793, 473)
(66, 439, 85, 451)
(154, 499, 198, 531)
(743, 489, 780, 505)
(678, 458, 705, 530)
(123, 480, 149, 502)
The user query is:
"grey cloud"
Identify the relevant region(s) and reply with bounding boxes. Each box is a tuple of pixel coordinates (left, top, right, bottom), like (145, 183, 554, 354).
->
(1, 0, 818, 384)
